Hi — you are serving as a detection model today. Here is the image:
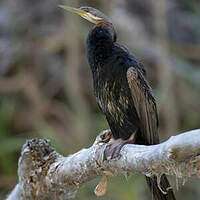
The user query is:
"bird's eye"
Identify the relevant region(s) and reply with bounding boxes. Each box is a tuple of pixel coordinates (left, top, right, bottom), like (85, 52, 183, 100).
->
(80, 7, 89, 12)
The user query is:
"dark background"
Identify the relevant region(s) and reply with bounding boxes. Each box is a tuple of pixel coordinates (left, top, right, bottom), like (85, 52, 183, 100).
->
(0, 0, 200, 199)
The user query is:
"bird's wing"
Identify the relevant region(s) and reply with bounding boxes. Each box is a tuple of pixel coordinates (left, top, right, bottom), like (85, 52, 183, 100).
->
(127, 67, 159, 145)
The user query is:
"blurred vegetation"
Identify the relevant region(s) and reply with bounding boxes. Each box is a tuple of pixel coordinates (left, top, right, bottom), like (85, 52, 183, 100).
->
(0, 0, 200, 199)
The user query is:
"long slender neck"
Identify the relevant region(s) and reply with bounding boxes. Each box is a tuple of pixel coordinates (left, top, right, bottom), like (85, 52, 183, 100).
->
(86, 23, 116, 72)
(88, 23, 116, 44)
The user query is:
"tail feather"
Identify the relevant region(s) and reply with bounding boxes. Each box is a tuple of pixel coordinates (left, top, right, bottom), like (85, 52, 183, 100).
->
(146, 175, 176, 200)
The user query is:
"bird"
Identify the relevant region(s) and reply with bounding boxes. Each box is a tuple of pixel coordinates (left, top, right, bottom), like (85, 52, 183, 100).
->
(59, 5, 176, 200)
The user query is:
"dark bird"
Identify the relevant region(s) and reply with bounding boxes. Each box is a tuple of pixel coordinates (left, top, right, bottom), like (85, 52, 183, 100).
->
(60, 5, 176, 200)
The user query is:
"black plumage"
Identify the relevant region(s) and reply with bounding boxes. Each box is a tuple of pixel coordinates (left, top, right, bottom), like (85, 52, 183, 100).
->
(60, 5, 176, 200)
(87, 24, 174, 200)
(87, 23, 158, 145)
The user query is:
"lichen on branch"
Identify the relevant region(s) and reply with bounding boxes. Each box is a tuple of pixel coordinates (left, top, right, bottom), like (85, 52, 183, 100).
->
(7, 129, 200, 200)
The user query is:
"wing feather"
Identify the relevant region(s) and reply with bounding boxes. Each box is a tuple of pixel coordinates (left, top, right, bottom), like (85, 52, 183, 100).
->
(127, 67, 159, 145)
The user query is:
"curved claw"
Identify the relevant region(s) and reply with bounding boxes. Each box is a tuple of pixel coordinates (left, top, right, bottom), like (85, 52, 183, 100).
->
(103, 133, 135, 160)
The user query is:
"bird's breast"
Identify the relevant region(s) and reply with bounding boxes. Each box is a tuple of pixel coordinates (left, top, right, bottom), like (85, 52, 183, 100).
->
(95, 77, 131, 125)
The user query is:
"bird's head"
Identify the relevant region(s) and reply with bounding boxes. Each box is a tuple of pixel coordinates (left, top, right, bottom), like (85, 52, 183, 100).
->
(59, 5, 112, 26)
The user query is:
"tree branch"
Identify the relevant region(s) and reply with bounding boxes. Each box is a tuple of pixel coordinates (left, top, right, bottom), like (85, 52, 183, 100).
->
(7, 129, 200, 200)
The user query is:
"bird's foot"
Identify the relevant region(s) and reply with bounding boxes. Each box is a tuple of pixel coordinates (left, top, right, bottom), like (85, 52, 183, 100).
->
(103, 139, 127, 160)
(103, 133, 135, 160)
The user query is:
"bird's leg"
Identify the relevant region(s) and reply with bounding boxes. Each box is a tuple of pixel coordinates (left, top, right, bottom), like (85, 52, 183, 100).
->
(104, 133, 135, 160)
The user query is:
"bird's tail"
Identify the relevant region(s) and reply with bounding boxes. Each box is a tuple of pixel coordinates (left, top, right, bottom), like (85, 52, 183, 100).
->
(146, 175, 176, 200)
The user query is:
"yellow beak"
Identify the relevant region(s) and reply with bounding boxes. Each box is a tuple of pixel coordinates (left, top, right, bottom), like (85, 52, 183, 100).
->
(58, 5, 86, 17)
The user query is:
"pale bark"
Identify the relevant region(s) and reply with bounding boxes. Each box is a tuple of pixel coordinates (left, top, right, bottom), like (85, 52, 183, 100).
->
(7, 129, 200, 200)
